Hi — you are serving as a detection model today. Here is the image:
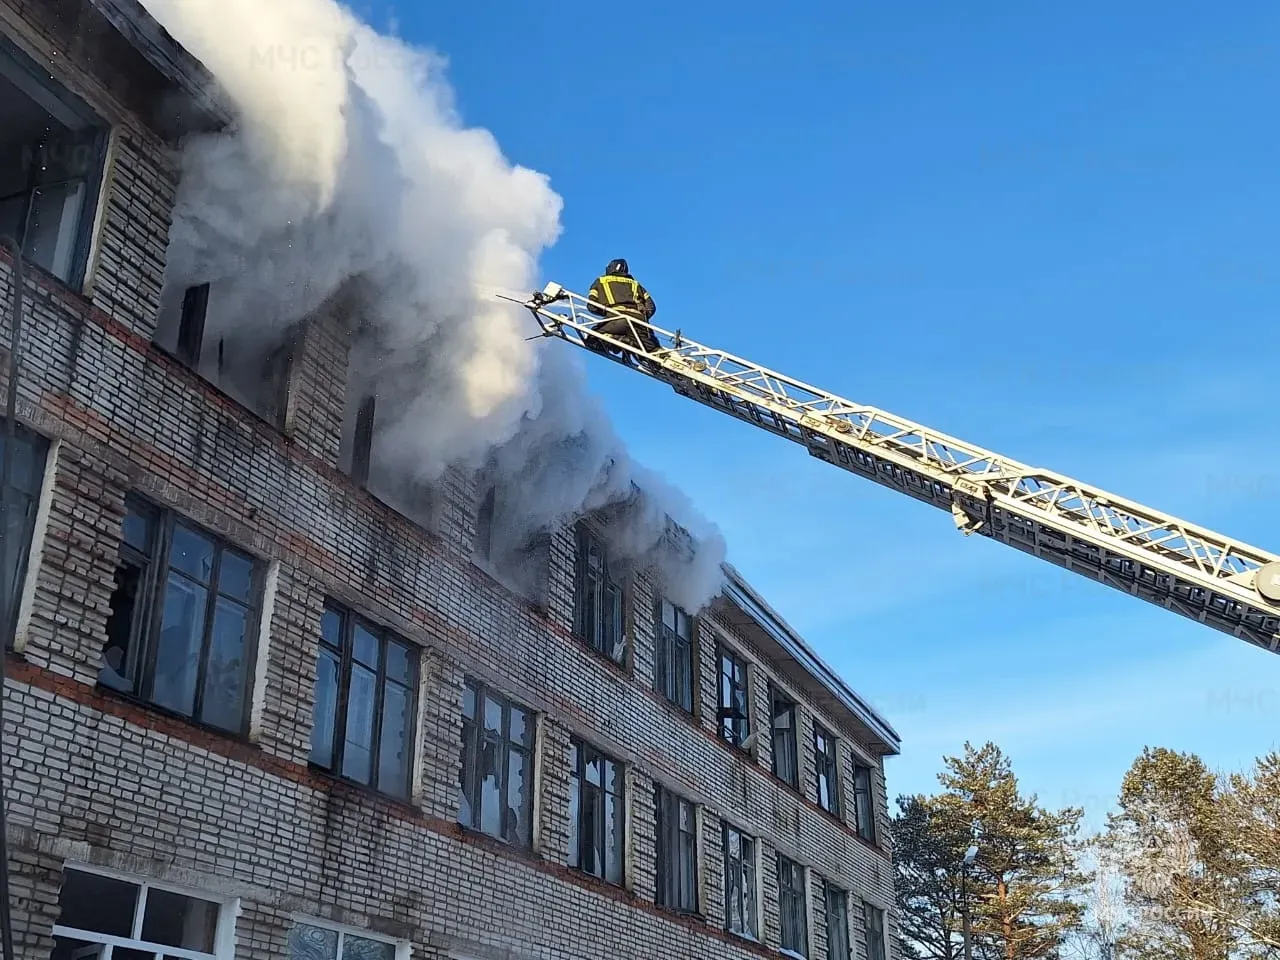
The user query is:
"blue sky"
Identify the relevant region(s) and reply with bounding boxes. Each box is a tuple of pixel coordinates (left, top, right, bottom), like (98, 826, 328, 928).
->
(359, 0, 1280, 832)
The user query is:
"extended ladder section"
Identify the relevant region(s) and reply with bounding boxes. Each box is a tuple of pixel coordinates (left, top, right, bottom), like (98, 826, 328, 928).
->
(515, 282, 1280, 653)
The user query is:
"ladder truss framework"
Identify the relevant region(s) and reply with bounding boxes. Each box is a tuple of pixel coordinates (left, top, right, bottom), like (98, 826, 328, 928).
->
(514, 283, 1280, 653)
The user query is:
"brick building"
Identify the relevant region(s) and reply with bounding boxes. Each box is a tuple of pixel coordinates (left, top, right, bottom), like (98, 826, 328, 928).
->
(0, 1, 902, 958)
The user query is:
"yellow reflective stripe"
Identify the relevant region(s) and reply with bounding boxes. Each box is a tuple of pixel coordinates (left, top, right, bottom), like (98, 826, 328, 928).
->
(600, 277, 638, 306)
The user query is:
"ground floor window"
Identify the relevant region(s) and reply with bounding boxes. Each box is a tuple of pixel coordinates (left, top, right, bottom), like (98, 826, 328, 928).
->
(288, 920, 407, 960)
(51, 865, 233, 958)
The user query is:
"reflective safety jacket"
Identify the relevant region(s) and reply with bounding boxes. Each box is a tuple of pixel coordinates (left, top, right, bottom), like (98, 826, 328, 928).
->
(587, 274, 656, 320)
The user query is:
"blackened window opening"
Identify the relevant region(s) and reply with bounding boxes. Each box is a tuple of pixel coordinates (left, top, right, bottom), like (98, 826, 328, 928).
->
(717, 643, 750, 748)
(0, 422, 48, 646)
(854, 763, 876, 842)
(654, 598, 694, 713)
(777, 854, 808, 956)
(814, 723, 841, 816)
(573, 523, 625, 664)
(655, 784, 698, 913)
(770, 684, 798, 788)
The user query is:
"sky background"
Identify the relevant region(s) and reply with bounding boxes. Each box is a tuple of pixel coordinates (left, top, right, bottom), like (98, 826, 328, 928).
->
(356, 0, 1280, 832)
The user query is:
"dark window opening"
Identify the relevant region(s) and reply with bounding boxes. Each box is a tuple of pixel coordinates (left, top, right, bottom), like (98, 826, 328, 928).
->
(854, 763, 876, 843)
(863, 903, 886, 960)
(458, 678, 534, 847)
(474, 486, 496, 562)
(0, 422, 48, 645)
(814, 723, 841, 816)
(568, 737, 624, 885)
(824, 883, 851, 960)
(770, 684, 798, 788)
(153, 284, 297, 428)
(717, 643, 750, 748)
(777, 854, 809, 957)
(573, 523, 625, 664)
(101, 497, 261, 733)
(654, 598, 694, 713)
(724, 823, 759, 939)
(309, 601, 418, 798)
(0, 34, 107, 287)
(654, 784, 698, 913)
(339, 391, 376, 487)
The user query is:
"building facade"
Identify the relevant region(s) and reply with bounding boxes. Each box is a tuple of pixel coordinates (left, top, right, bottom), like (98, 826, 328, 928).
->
(0, 2, 902, 959)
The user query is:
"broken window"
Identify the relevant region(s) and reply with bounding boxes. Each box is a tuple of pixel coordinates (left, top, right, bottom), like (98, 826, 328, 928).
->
(770, 684, 798, 788)
(309, 601, 418, 799)
(654, 598, 694, 713)
(288, 920, 402, 960)
(51, 866, 227, 959)
(474, 485, 496, 562)
(654, 784, 699, 914)
(567, 737, 624, 885)
(573, 522, 625, 664)
(717, 643, 750, 749)
(824, 882, 851, 960)
(777, 854, 809, 957)
(153, 283, 296, 427)
(101, 496, 261, 733)
(457, 678, 534, 847)
(0, 34, 107, 287)
(853, 763, 876, 843)
(814, 722, 842, 816)
(723, 823, 759, 939)
(0, 421, 48, 645)
(863, 902, 887, 960)
(338, 391, 376, 487)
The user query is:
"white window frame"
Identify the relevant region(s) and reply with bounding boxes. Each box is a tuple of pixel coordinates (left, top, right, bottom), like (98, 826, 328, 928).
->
(52, 862, 240, 959)
(288, 916, 411, 960)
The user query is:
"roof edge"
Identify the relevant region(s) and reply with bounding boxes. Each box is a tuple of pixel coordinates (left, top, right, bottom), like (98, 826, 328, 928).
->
(721, 562, 902, 755)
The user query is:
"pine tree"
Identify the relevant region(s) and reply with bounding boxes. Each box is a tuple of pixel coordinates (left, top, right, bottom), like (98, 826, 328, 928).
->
(892, 794, 972, 960)
(1102, 747, 1280, 960)
(932, 742, 1088, 960)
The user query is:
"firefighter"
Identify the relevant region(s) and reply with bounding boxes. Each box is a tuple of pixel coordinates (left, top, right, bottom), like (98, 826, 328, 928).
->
(585, 258, 661, 360)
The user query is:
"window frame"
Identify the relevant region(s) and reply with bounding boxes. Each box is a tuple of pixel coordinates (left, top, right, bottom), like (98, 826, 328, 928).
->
(567, 736, 626, 886)
(863, 902, 887, 960)
(853, 762, 876, 843)
(308, 600, 419, 800)
(653, 597, 695, 714)
(716, 641, 751, 750)
(287, 916, 409, 960)
(102, 495, 264, 735)
(457, 677, 536, 847)
(0, 421, 49, 646)
(824, 882, 851, 960)
(723, 822, 759, 940)
(654, 783, 699, 914)
(769, 683, 799, 789)
(52, 863, 236, 959)
(813, 722, 842, 817)
(0, 32, 109, 290)
(777, 853, 809, 957)
(572, 522, 628, 666)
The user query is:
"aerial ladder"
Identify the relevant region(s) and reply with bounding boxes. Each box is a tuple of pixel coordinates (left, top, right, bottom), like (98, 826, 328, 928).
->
(507, 282, 1280, 654)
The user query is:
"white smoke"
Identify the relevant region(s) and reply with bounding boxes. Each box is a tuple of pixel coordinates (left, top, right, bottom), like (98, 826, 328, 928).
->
(141, 0, 727, 609)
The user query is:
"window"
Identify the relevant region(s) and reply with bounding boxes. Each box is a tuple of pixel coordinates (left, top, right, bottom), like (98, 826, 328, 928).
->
(853, 763, 876, 842)
(52, 866, 228, 959)
(863, 903, 887, 960)
(288, 920, 403, 960)
(573, 523, 625, 664)
(309, 602, 418, 798)
(458, 678, 534, 847)
(474, 485, 496, 561)
(777, 854, 808, 957)
(824, 883, 851, 960)
(568, 737, 625, 885)
(338, 392, 376, 487)
(717, 643, 750, 748)
(814, 723, 841, 816)
(154, 284, 296, 427)
(654, 784, 698, 913)
(101, 497, 261, 733)
(0, 34, 106, 286)
(0, 422, 48, 644)
(723, 823, 759, 939)
(770, 684, 798, 788)
(654, 598, 694, 713)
